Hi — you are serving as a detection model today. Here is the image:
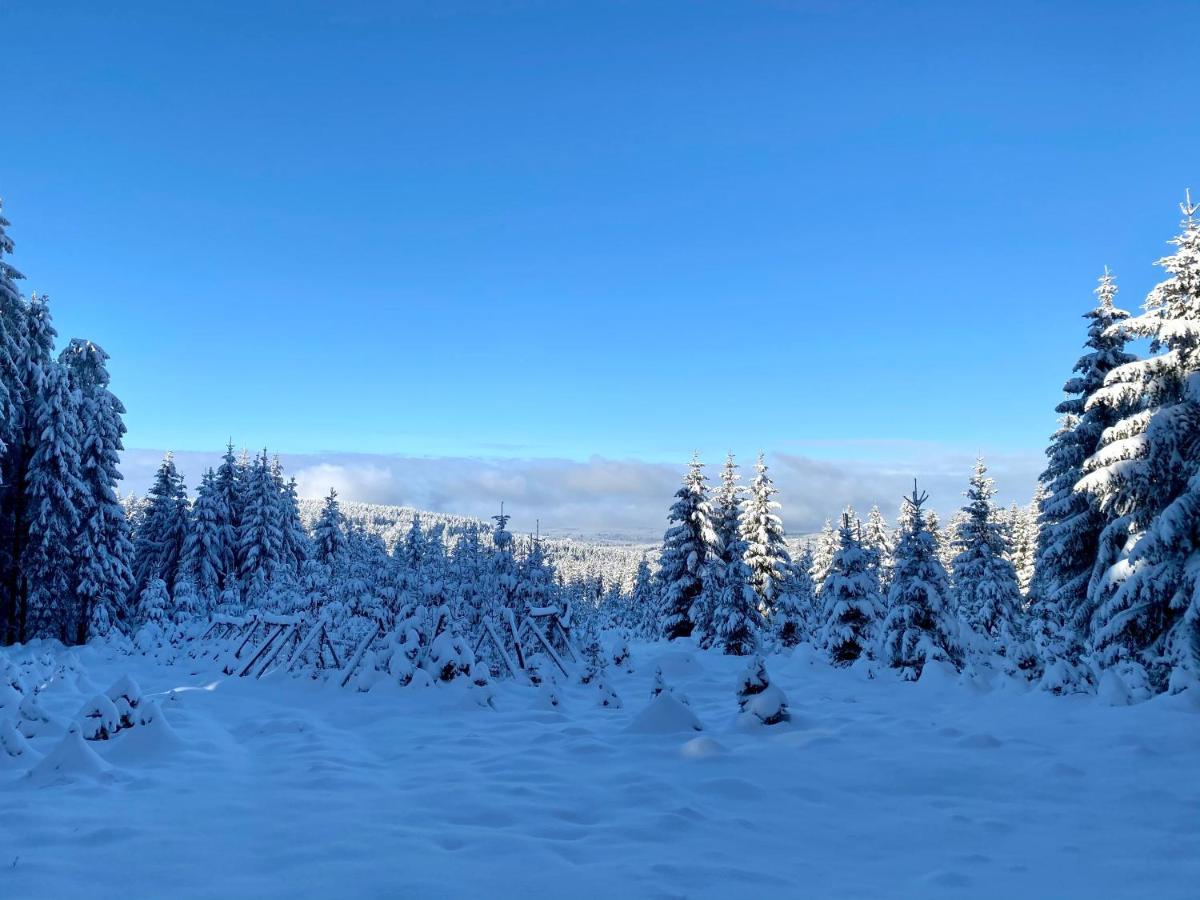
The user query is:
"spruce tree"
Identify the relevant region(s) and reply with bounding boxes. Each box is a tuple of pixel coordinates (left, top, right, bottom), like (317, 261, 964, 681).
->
(1030, 270, 1134, 664)
(1079, 196, 1200, 691)
(738, 453, 793, 621)
(23, 363, 84, 641)
(629, 554, 658, 639)
(861, 505, 893, 595)
(711, 519, 760, 656)
(951, 458, 1023, 650)
(181, 468, 233, 608)
(657, 455, 720, 641)
(238, 450, 284, 601)
(776, 546, 816, 647)
(131, 453, 189, 605)
(713, 453, 742, 566)
(819, 511, 882, 665)
(809, 520, 837, 595)
(0, 201, 27, 641)
(880, 483, 964, 680)
(60, 339, 133, 640)
(312, 488, 348, 569)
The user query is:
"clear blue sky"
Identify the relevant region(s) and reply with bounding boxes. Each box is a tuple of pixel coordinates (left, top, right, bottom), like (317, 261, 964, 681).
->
(1, 0, 1196, 467)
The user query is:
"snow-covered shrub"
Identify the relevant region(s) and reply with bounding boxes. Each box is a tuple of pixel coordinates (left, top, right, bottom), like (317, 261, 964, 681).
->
(736, 656, 789, 726)
(610, 632, 632, 671)
(596, 679, 622, 709)
(18, 694, 55, 738)
(78, 693, 121, 740)
(106, 675, 143, 728)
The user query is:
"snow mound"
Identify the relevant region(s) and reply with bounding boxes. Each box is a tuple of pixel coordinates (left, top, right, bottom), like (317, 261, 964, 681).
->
(1097, 669, 1132, 706)
(102, 703, 183, 765)
(680, 736, 726, 759)
(626, 692, 703, 734)
(27, 724, 115, 786)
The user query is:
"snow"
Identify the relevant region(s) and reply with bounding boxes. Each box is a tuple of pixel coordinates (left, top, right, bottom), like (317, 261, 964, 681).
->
(0, 638, 1197, 898)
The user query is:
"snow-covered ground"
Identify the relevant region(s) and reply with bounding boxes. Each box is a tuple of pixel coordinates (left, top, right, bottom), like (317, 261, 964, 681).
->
(1, 640, 1197, 899)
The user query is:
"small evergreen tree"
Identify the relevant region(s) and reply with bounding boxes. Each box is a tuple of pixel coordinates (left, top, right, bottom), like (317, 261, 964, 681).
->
(657, 455, 720, 641)
(130, 453, 189, 605)
(880, 483, 964, 680)
(738, 454, 793, 621)
(951, 458, 1023, 650)
(819, 511, 882, 665)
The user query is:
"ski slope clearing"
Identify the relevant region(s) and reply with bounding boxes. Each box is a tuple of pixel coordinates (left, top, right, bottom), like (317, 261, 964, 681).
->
(1, 641, 1196, 900)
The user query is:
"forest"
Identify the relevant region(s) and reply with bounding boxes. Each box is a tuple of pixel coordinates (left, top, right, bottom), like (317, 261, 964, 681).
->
(0, 192, 1197, 702)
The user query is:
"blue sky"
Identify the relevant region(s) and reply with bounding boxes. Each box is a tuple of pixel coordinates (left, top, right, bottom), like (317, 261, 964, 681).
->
(1, 1, 1196, 531)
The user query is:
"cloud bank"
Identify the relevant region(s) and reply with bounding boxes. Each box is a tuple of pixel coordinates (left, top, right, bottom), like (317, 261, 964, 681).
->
(120, 446, 1044, 543)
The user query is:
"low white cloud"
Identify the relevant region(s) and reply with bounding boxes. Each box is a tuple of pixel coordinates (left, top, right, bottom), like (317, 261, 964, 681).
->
(121, 445, 1043, 542)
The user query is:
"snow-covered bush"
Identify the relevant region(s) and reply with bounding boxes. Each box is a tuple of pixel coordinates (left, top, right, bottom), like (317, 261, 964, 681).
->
(78, 693, 121, 740)
(736, 656, 789, 726)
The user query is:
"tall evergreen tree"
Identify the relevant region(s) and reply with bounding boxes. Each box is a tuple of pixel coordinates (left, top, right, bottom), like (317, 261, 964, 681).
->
(238, 450, 285, 601)
(61, 339, 133, 640)
(819, 511, 882, 665)
(738, 454, 793, 621)
(1030, 269, 1134, 663)
(861, 505, 893, 595)
(880, 483, 963, 680)
(181, 468, 233, 607)
(23, 362, 84, 641)
(657, 455, 720, 641)
(809, 519, 837, 596)
(0, 200, 26, 642)
(951, 458, 1023, 650)
(312, 488, 348, 569)
(776, 545, 816, 647)
(630, 554, 658, 639)
(711, 533, 760, 656)
(130, 453, 189, 606)
(713, 453, 742, 565)
(1080, 195, 1200, 691)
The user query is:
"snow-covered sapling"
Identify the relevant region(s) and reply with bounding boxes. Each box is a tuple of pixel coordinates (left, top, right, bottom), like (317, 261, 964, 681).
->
(78, 694, 121, 740)
(105, 675, 143, 729)
(736, 656, 789, 726)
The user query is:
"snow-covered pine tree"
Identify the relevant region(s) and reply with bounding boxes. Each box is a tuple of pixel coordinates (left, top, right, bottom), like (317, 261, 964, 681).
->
(950, 458, 1024, 652)
(710, 517, 760, 656)
(60, 339, 133, 640)
(880, 482, 964, 680)
(713, 453, 742, 566)
(1079, 195, 1200, 692)
(275, 466, 310, 581)
(312, 488, 348, 570)
(775, 545, 816, 647)
(1011, 491, 1042, 596)
(809, 519, 837, 595)
(22, 362, 85, 641)
(516, 534, 557, 615)
(657, 455, 720, 641)
(819, 510, 882, 665)
(181, 468, 233, 610)
(738, 453, 793, 623)
(394, 513, 426, 601)
(861, 505, 893, 595)
(0, 200, 27, 642)
(485, 506, 519, 620)
(0, 293, 56, 643)
(1028, 270, 1135, 672)
(130, 453, 189, 606)
(238, 450, 284, 602)
(629, 554, 658, 639)
(213, 442, 243, 565)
